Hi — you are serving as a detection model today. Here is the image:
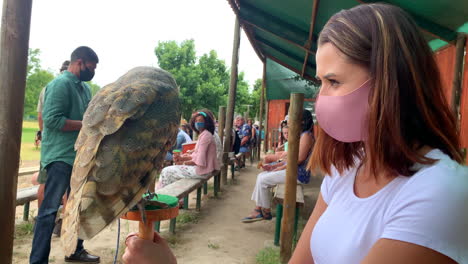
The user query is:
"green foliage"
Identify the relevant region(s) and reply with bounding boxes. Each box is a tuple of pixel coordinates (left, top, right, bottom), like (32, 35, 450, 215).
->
(15, 220, 35, 238)
(176, 211, 200, 224)
(24, 69, 54, 117)
(256, 247, 280, 264)
(208, 243, 220, 250)
(154, 39, 258, 120)
(86, 81, 101, 96)
(24, 49, 54, 117)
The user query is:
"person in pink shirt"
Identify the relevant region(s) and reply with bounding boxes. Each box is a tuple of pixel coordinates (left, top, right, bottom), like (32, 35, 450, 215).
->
(156, 110, 220, 189)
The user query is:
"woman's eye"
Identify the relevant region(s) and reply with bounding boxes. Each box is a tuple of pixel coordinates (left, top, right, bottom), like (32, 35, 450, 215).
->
(329, 79, 339, 86)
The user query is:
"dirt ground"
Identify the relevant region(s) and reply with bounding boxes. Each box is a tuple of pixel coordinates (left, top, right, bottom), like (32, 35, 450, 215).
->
(13, 161, 321, 264)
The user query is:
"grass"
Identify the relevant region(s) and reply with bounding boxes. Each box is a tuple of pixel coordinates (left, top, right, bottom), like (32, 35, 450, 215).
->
(176, 211, 200, 225)
(256, 247, 280, 264)
(208, 242, 220, 250)
(162, 234, 179, 246)
(15, 220, 35, 239)
(19, 121, 41, 162)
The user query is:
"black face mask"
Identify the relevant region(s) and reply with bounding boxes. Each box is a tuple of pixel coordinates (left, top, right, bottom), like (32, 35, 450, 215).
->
(79, 61, 95, 82)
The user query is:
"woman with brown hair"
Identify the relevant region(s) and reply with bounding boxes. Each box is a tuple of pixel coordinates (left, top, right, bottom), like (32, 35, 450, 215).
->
(290, 3, 468, 264)
(120, 4, 467, 263)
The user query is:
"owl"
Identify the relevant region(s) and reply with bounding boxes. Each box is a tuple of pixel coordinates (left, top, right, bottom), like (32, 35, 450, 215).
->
(61, 66, 180, 255)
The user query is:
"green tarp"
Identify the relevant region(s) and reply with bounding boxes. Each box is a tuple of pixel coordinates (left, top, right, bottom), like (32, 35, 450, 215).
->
(265, 58, 318, 100)
(230, 0, 468, 100)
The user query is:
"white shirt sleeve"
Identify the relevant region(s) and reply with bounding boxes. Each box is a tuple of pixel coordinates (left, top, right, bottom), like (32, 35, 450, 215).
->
(381, 162, 468, 263)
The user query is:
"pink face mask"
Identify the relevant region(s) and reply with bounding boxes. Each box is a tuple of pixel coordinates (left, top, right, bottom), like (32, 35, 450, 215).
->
(315, 80, 371, 143)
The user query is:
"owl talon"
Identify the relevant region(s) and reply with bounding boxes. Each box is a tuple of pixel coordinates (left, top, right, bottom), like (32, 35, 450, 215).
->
(136, 202, 147, 224)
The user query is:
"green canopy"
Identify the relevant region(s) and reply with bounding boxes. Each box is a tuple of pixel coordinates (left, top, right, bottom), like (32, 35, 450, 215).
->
(228, 0, 468, 99)
(266, 58, 318, 100)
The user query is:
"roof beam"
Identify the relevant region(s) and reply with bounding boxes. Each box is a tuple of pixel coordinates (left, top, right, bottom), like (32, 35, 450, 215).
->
(238, 2, 317, 55)
(357, 0, 457, 42)
(301, 0, 320, 77)
(255, 36, 316, 71)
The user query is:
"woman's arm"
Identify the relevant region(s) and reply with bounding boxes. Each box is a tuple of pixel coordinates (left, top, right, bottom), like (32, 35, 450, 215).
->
(191, 132, 213, 167)
(289, 193, 327, 264)
(361, 239, 457, 264)
(298, 133, 313, 164)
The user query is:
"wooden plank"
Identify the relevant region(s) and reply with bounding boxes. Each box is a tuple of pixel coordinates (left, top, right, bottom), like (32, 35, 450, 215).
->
(460, 37, 468, 149)
(301, 0, 320, 77)
(280, 93, 304, 263)
(434, 44, 456, 107)
(16, 186, 39, 206)
(0, 0, 33, 262)
(18, 166, 40, 176)
(451, 34, 466, 116)
(155, 178, 205, 199)
(274, 184, 304, 204)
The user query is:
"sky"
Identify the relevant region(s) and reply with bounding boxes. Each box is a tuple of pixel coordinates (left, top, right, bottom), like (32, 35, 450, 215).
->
(15, 0, 263, 88)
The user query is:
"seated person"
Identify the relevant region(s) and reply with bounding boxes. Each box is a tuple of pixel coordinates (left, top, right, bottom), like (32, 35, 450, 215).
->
(243, 110, 315, 223)
(156, 110, 220, 189)
(165, 126, 192, 161)
(258, 125, 289, 168)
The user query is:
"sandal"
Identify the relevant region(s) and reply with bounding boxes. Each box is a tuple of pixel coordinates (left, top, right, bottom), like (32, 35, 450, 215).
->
(242, 208, 264, 223)
(262, 209, 273, 221)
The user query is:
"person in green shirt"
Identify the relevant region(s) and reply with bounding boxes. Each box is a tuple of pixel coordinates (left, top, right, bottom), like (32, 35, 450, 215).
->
(30, 46, 100, 264)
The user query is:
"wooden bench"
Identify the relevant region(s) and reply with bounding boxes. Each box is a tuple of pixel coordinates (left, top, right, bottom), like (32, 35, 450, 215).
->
(154, 170, 221, 233)
(18, 166, 40, 177)
(272, 184, 305, 246)
(16, 185, 39, 221)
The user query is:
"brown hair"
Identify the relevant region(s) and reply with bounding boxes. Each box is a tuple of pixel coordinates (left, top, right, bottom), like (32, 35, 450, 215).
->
(309, 4, 462, 177)
(190, 109, 215, 135)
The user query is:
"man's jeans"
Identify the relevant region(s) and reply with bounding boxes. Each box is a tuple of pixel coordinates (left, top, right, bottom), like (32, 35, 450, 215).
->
(30, 161, 84, 264)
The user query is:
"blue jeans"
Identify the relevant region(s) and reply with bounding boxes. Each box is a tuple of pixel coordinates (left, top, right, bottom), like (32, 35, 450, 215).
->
(30, 161, 84, 264)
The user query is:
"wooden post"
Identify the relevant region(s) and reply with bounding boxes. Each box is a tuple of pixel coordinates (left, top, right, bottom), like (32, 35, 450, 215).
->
(0, 0, 33, 262)
(264, 100, 269, 153)
(257, 62, 266, 160)
(218, 106, 227, 186)
(222, 17, 241, 185)
(451, 34, 466, 116)
(218, 106, 226, 146)
(280, 93, 304, 263)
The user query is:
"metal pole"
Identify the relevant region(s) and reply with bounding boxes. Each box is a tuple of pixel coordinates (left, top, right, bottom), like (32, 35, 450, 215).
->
(451, 34, 466, 116)
(280, 93, 304, 263)
(0, 0, 33, 262)
(222, 17, 240, 185)
(258, 62, 266, 160)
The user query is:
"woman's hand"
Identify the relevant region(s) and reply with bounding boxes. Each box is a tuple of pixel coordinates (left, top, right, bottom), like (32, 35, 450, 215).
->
(262, 164, 274, 171)
(273, 164, 287, 171)
(123, 232, 177, 264)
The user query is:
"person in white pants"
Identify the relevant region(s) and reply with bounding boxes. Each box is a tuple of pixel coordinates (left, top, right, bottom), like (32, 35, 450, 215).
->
(242, 110, 315, 223)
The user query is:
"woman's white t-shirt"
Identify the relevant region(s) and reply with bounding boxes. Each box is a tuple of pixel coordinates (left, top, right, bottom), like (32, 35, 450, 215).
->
(311, 149, 468, 264)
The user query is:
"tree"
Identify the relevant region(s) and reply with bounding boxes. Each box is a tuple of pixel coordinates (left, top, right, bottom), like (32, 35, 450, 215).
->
(154, 39, 260, 121)
(87, 82, 101, 96)
(155, 40, 229, 119)
(24, 49, 54, 118)
(249, 78, 262, 119)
